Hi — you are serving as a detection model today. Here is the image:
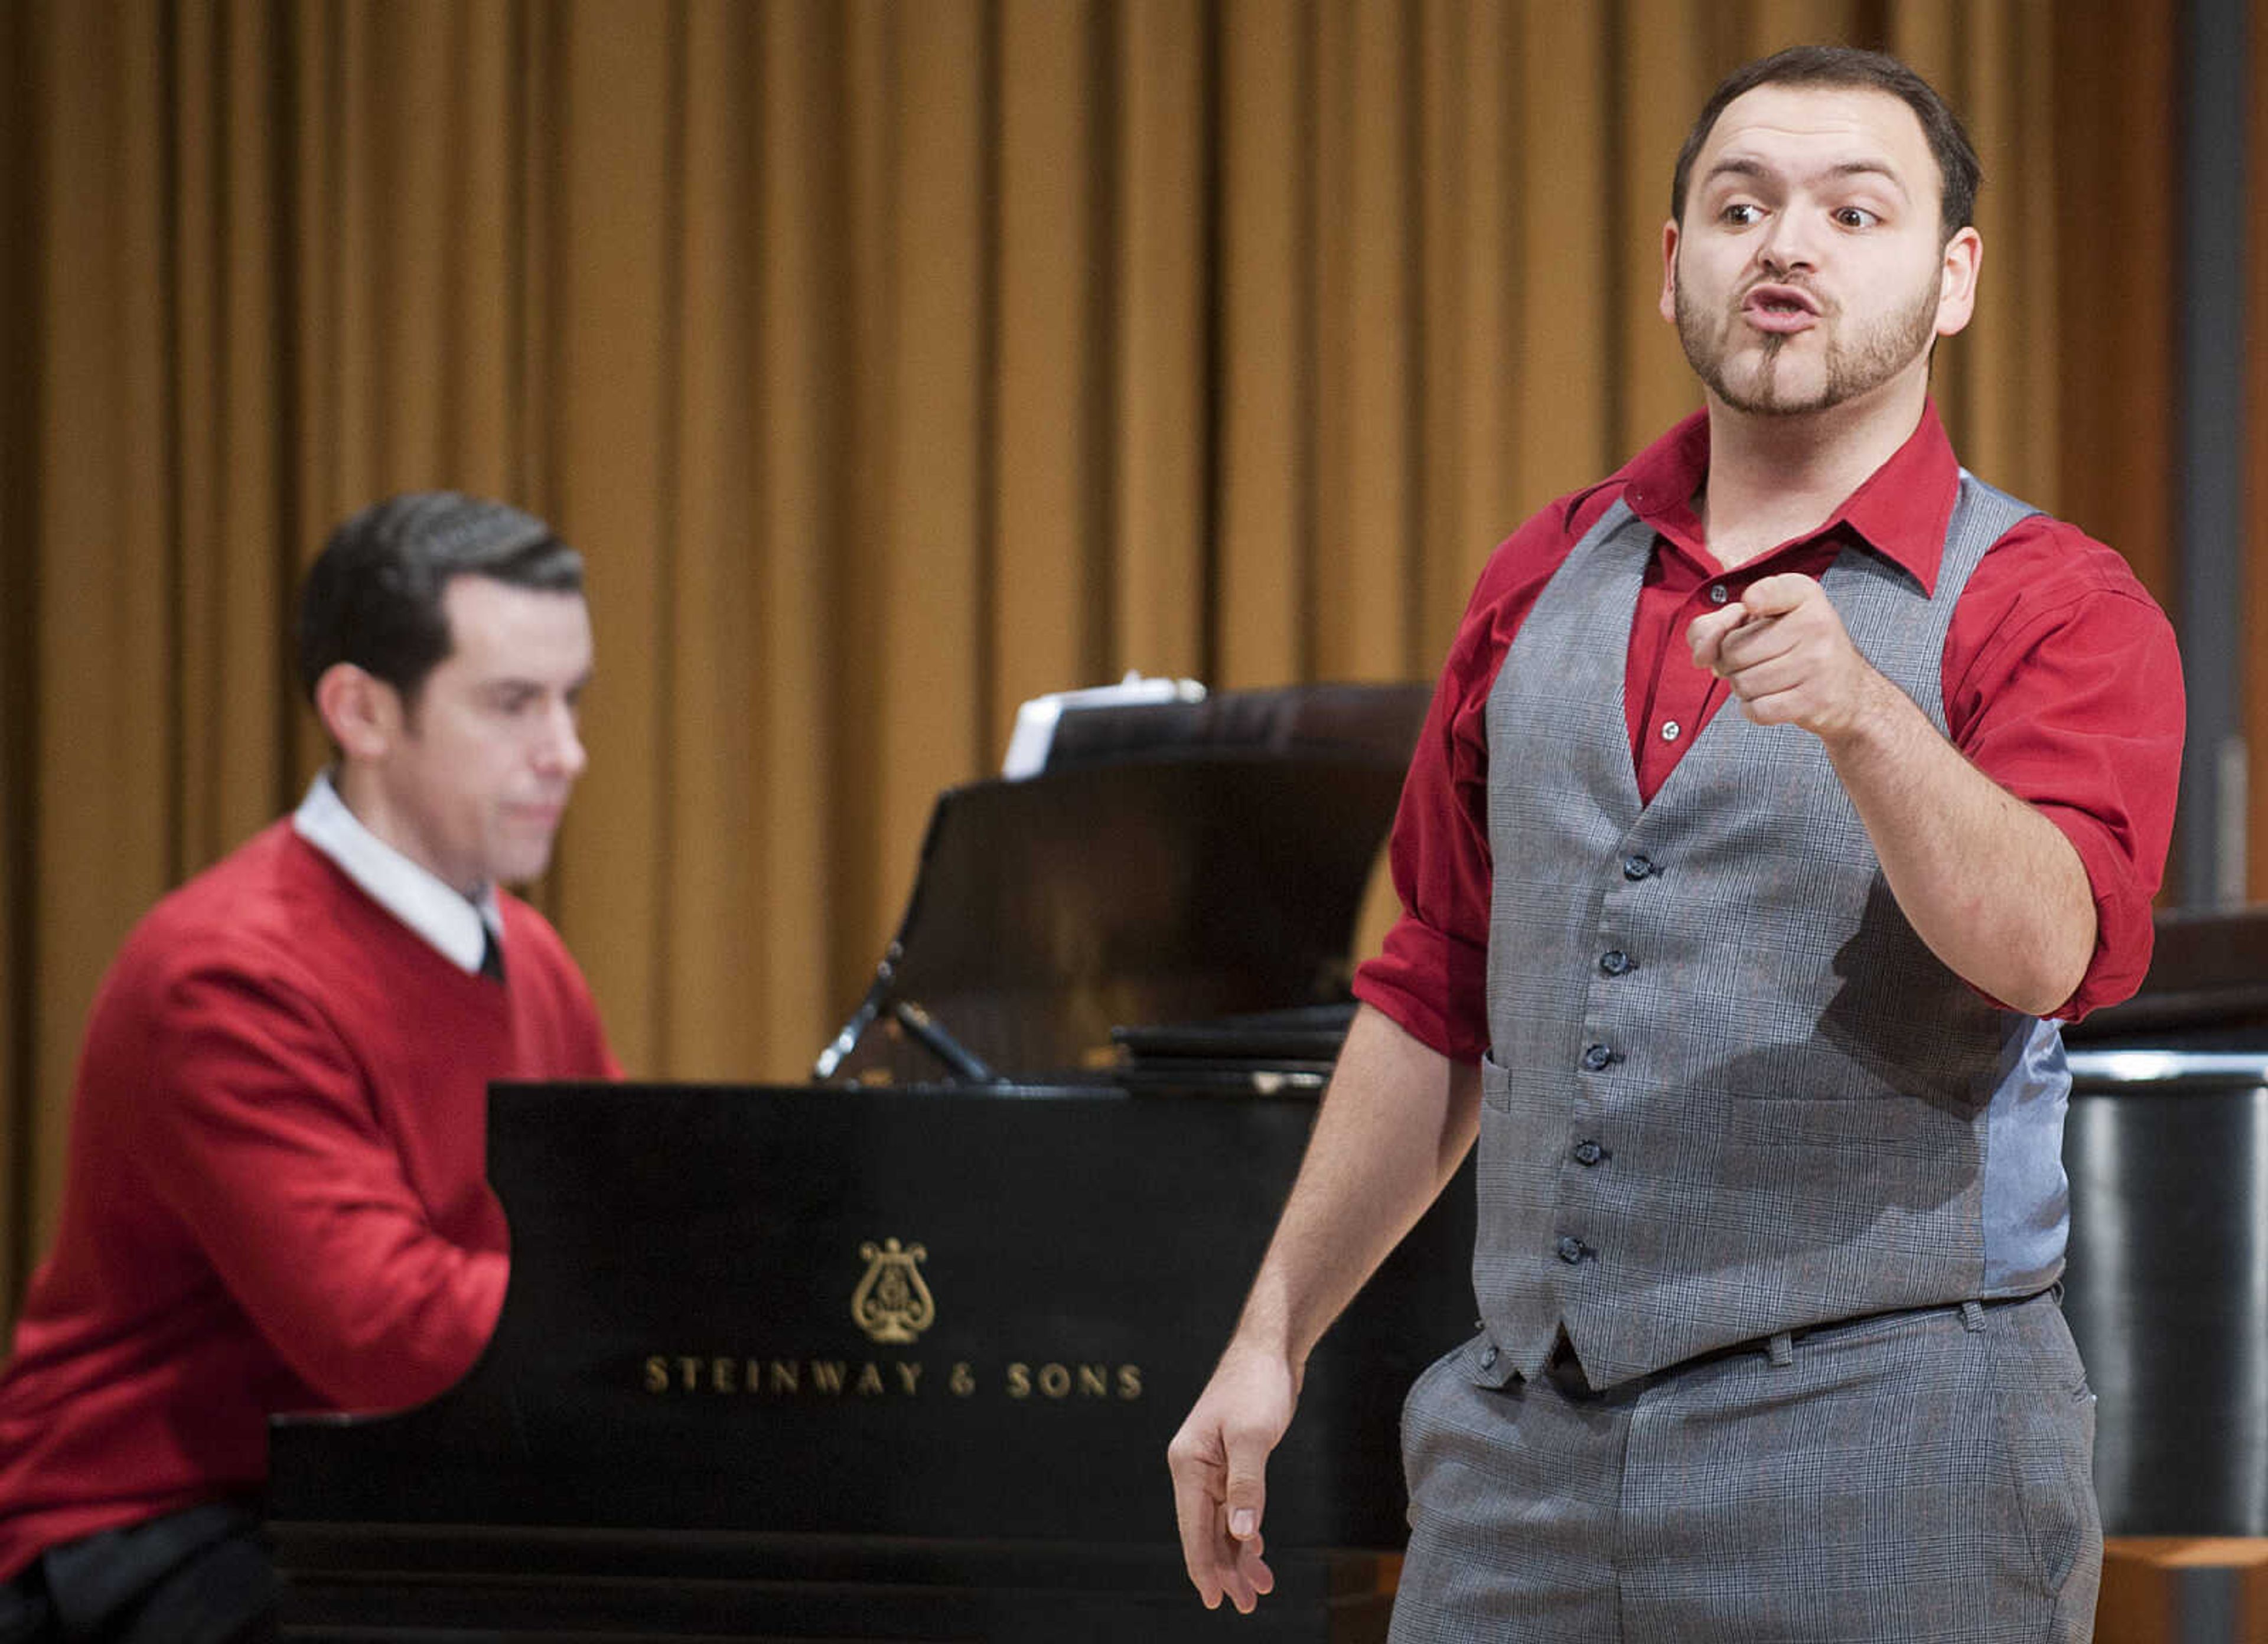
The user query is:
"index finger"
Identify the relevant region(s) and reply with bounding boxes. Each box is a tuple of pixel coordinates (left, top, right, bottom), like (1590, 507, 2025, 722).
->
(1738, 572, 1820, 616)
(1687, 602, 1751, 671)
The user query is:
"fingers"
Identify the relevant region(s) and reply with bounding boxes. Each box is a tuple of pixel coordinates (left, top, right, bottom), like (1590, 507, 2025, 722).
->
(1685, 573, 1878, 737)
(1223, 1426, 1270, 1548)
(1738, 572, 1817, 616)
(1167, 1435, 1233, 1610)
(1233, 1524, 1276, 1610)
(1169, 1421, 1274, 1613)
(1689, 575, 1833, 679)
(1689, 604, 1797, 677)
(1711, 648, 1808, 706)
(1168, 1354, 1295, 1615)
(1685, 602, 1750, 671)
(1219, 1424, 1277, 1609)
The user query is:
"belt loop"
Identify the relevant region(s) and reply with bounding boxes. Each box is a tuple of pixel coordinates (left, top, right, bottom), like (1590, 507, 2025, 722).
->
(1766, 1331, 1794, 1368)
(1960, 1300, 1987, 1333)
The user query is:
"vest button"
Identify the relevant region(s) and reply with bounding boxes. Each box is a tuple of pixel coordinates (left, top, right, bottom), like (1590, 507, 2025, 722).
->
(1622, 854, 1654, 881)
(1556, 1235, 1586, 1264)
(1581, 1043, 1615, 1071)
(1573, 1139, 1604, 1166)
(1481, 1345, 1499, 1369)
(1599, 950, 1631, 976)
(1709, 582, 1730, 605)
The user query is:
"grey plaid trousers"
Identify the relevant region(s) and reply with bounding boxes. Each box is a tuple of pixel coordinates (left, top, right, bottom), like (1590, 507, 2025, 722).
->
(1390, 1290, 2100, 1642)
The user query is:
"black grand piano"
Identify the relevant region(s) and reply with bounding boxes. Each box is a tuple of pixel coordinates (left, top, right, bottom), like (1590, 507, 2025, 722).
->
(269, 684, 1475, 1641)
(268, 684, 2268, 1640)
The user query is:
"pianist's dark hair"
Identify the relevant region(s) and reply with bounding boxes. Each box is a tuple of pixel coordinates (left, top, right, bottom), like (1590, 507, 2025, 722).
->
(1670, 45, 1981, 244)
(296, 491, 584, 712)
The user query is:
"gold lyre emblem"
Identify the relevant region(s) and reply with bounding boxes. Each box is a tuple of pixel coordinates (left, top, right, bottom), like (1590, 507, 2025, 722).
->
(851, 1238, 936, 1344)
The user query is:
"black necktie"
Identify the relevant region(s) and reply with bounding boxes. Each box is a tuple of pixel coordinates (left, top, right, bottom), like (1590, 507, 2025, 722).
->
(478, 922, 506, 983)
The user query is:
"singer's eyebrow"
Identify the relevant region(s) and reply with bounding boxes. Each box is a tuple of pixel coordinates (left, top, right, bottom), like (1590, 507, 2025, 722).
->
(1700, 154, 1911, 203)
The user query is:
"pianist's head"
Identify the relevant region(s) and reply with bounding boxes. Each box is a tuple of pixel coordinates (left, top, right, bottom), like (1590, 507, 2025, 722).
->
(296, 492, 596, 895)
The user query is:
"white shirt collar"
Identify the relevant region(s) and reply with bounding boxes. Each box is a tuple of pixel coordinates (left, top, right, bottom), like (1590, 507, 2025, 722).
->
(292, 772, 501, 975)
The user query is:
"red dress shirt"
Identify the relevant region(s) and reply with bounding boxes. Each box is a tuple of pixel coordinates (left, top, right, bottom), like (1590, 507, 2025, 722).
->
(1353, 403, 2185, 1064)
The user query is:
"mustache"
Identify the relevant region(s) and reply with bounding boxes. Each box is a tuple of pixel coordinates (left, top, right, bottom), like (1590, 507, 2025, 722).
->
(1738, 274, 1833, 315)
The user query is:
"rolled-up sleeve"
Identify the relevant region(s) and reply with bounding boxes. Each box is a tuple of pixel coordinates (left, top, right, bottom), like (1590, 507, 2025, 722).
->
(1946, 520, 2185, 1021)
(1353, 500, 1599, 1062)
(1354, 673, 1494, 1062)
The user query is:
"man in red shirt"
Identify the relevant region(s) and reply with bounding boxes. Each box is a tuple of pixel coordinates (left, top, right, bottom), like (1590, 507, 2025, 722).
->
(1171, 46, 2180, 1642)
(0, 494, 620, 1641)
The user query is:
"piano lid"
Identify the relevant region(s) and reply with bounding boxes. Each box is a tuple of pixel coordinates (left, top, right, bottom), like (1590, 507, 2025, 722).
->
(815, 683, 1429, 1087)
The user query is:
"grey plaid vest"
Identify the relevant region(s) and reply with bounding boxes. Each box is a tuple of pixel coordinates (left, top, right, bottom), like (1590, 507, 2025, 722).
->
(1477, 474, 2069, 1389)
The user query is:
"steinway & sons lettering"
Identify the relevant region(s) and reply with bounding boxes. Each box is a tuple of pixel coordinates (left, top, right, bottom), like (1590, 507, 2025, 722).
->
(646, 1237, 1143, 1405)
(641, 1356, 1143, 1403)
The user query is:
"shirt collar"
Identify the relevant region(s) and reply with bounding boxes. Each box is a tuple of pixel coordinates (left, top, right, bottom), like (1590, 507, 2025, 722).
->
(1618, 400, 1962, 593)
(293, 772, 501, 975)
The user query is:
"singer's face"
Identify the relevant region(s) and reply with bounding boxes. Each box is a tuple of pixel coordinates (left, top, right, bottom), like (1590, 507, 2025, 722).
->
(1660, 83, 1974, 419)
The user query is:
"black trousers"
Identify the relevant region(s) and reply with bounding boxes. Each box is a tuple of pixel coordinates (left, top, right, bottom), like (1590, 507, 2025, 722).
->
(0, 1503, 274, 1644)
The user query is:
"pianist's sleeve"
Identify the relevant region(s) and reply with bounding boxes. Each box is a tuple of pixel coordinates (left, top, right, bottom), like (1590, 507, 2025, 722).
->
(132, 962, 507, 1414)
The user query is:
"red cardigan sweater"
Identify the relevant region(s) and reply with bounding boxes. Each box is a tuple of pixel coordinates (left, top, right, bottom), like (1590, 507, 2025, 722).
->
(0, 822, 618, 1578)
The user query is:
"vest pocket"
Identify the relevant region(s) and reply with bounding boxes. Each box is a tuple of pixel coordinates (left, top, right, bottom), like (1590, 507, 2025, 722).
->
(1722, 1090, 1947, 1150)
(1480, 1051, 1513, 1113)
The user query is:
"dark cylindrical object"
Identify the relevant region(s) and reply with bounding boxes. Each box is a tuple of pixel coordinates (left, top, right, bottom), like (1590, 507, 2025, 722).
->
(2064, 1053, 2268, 1535)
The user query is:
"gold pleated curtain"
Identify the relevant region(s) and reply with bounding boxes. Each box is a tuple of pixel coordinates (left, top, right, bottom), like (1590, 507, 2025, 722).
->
(0, 0, 2181, 1299)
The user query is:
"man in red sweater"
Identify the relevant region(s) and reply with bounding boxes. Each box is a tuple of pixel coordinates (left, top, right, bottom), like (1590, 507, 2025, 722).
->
(0, 494, 620, 1642)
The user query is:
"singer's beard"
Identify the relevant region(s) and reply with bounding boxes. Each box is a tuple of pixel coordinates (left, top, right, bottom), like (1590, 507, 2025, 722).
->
(1676, 272, 1940, 416)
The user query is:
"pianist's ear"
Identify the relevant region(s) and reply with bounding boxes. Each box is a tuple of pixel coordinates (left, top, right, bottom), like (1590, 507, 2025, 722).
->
(314, 662, 405, 761)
